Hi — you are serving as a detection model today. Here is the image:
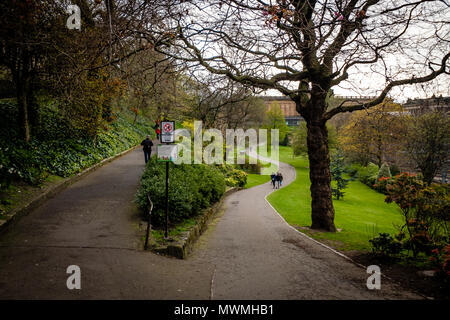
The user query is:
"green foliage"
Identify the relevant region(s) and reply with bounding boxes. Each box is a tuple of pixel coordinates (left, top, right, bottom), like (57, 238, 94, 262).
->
(405, 111, 450, 184)
(390, 164, 401, 176)
(430, 245, 450, 280)
(135, 158, 226, 227)
(377, 163, 392, 179)
(369, 233, 403, 256)
(357, 163, 379, 186)
(215, 164, 248, 187)
(345, 163, 363, 178)
(330, 153, 351, 200)
(262, 102, 289, 144)
(384, 173, 449, 257)
(291, 122, 337, 156)
(373, 176, 392, 194)
(225, 169, 248, 188)
(0, 101, 154, 188)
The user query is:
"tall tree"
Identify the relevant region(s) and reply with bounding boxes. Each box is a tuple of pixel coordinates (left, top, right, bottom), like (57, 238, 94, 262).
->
(338, 101, 406, 166)
(147, 0, 449, 231)
(405, 111, 450, 184)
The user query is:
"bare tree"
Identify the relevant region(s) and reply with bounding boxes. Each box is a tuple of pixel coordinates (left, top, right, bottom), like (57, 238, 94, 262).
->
(144, 0, 449, 231)
(183, 75, 265, 129)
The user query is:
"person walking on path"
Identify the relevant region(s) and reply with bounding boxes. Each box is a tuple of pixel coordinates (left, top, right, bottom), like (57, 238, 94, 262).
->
(270, 172, 276, 189)
(141, 135, 154, 164)
(278, 172, 284, 187)
(275, 172, 281, 189)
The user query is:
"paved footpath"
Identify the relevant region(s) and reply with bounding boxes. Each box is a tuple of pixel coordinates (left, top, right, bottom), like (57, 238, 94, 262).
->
(0, 147, 421, 299)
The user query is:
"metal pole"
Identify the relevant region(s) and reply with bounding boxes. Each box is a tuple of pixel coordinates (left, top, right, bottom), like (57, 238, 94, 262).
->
(165, 160, 169, 238)
(144, 195, 153, 250)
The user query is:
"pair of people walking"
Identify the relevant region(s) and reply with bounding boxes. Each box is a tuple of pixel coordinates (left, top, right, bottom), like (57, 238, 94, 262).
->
(270, 172, 283, 189)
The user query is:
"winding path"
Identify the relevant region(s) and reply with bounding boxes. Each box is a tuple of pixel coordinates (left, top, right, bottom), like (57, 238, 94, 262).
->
(0, 147, 420, 299)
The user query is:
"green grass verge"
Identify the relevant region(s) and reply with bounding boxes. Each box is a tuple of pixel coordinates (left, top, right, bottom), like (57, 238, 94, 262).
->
(245, 173, 271, 189)
(267, 146, 404, 252)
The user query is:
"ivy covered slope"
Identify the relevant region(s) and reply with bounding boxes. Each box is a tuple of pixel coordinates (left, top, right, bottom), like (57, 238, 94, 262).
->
(0, 100, 154, 188)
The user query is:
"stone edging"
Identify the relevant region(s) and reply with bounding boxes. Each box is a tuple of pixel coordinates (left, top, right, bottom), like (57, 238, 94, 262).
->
(152, 187, 241, 259)
(0, 144, 140, 234)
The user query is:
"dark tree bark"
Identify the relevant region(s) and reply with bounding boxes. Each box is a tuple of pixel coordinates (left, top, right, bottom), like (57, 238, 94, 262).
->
(299, 90, 336, 232)
(16, 76, 31, 143)
(306, 120, 336, 231)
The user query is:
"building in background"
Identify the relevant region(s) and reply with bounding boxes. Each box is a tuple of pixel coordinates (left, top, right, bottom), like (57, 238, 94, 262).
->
(261, 95, 377, 126)
(403, 96, 450, 115)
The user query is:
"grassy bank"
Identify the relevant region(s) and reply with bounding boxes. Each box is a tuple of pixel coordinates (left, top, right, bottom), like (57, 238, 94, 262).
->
(0, 101, 154, 216)
(267, 146, 403, 251)
(245, 173, 271, 189)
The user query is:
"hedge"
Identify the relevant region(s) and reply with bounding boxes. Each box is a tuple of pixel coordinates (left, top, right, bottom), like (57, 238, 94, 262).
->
(135, 157, 226, 227)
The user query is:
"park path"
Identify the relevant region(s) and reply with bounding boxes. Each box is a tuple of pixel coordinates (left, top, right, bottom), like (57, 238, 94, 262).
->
(0, 146, 420, 299)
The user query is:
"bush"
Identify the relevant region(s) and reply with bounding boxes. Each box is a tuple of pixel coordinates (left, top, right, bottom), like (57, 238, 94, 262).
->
(225, 169, 248, 188)
(373, 176, 392, 194)
(358, 163, 379, 186)
(369, 233, 403, 256)
(377, 163, 392, 179)
(135, 158, 226, 227)
(384, 173, 450, 257)
(216, 164, 248, 187)
(345, 163, 363, 178)
(390, 164, 401, 176)
(430, 245, 450, 280)
(330, 153, 350, 200)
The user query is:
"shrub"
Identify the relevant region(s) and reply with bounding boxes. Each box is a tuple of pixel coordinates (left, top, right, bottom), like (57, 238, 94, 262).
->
(135, 158, 226, 227)
(225, 169, 248, 188)
(377, 163, 392, 179)
(390, 164, 401, 176)
(384, 173, 450, 257)
(373, 176, 392, 194)
(358, 162, 379, 186)
(216, 164, 248, 187)
(369, 233, 403, 256)
(345, 163, 363, 178)
(430, 245, 450, 280)
(330, 153, 350, 200)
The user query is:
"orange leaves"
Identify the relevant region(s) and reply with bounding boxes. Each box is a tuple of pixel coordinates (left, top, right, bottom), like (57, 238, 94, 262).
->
(262, 5, 293, 26)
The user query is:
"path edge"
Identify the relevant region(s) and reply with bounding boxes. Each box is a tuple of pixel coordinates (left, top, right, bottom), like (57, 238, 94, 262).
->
(0, 144, 141, 234)
(152, 187, 241, 259)
(265, 162, 429, 299)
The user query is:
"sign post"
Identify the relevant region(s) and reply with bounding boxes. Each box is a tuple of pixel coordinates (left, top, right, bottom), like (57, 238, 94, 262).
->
(157, 120, 176, 239)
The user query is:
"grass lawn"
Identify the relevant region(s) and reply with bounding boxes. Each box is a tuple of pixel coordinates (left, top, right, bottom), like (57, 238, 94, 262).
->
(245, 173, 271, 189)
(267, 146, 404, 252)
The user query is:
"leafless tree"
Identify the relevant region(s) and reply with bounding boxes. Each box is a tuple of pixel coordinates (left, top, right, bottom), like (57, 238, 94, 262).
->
(144, 0, 449, 231)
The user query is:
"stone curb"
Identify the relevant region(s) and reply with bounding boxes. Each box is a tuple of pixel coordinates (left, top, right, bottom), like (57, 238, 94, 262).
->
(151, 187, 241, 259)
(0, 144, 140, 234)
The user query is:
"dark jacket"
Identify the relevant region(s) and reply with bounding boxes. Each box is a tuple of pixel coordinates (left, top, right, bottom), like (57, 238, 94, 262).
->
(141, 138, 153, 152)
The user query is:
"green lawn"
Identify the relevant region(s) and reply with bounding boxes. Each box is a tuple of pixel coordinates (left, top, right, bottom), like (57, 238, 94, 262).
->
(267, 146, 404, 252)
(245, 173, 271, 189)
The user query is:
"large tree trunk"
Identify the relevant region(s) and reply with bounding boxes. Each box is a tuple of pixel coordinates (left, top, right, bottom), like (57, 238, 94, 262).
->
(302, 93, 337, 232)
(16, 74, 31, 143)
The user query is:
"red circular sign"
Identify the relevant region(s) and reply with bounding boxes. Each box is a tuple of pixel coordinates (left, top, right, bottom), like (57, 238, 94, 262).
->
(163, 123, 173, 132)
